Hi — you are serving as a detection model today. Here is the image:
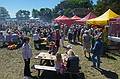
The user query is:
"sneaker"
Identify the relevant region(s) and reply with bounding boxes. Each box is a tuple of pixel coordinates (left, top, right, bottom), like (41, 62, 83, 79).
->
(23, 76, 29, 79)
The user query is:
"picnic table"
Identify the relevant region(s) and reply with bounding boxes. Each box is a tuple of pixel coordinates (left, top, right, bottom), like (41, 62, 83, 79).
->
(35, 52, 56, 60)
(35, 52, 68, 62)
(34, 52, 80, 77)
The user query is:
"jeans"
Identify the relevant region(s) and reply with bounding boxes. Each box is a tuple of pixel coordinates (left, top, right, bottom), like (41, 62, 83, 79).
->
(24, 58, 31, 76)
(92, 54, 100, 68)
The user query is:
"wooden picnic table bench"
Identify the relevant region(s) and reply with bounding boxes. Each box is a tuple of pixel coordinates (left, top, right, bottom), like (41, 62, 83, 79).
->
(33, 65, 81, 78)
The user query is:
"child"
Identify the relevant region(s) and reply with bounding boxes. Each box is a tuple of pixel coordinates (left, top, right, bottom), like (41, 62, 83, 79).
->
(54, 53, 64, 74)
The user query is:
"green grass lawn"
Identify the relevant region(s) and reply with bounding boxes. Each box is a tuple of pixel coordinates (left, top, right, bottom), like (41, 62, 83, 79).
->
(0, 40, 120, 79)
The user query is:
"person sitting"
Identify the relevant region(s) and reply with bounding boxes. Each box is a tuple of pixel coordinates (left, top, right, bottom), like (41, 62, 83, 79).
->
(47, 33, 52, 43)
(11, 32, 19, 45)
(48, 41, 57, 55)
(66, 50, 80, 73)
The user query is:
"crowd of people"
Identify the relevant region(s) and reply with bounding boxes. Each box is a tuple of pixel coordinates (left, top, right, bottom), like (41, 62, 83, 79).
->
(0, 20, 104, 79)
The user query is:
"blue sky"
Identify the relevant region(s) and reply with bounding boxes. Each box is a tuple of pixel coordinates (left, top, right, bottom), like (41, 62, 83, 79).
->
(0, 0, 97, 18)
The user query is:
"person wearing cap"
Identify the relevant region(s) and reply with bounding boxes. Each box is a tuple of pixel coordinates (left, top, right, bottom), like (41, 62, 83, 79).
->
(91, 35, 103, 68)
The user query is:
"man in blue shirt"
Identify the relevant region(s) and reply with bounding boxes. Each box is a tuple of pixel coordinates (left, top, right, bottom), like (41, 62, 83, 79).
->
(91, 35, 103, 68)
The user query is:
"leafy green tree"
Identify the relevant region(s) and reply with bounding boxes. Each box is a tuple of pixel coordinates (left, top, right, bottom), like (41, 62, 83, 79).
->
(39, 8, 53, 22)
(94, 0, 120, 16)
(32, 9, 40, 18)
(16, 10, 30, 20)
(0, 7, 10, 20)
(53, 0, 93, 17)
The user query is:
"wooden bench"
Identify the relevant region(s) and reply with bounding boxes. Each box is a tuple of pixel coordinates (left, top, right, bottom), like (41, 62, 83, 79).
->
(33, 65, 81, 78)
(34, 65, 56, 71)
(33, 65, 56, 76)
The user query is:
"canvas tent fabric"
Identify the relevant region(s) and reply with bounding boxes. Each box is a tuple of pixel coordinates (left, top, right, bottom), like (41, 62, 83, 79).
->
(54, 16, 62, 21)
(55, 15, 73, 26)
(57, 15, 70, 20)
(71, 15, 81, 20)
(75, 12, 96, 25)
(109, 17, 120, 37)
(110, 16, 120, 22)
(87, 9, 119, 25)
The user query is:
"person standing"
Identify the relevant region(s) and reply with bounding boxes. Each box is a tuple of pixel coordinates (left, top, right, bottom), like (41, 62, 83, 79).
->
(77, 26, 81, 42)
(33, 31, 40, 50)
(82, 31, 91, 59)
(55, 29, 60, 51)
(68, 28, 73, 43)
(60, 30, 65, 47)
(91, 36, 103, 68)
(0, 32, 5, 47)
(73, 28, 77, 43)
(22, 37, 32, 78)
(54, 53, 64, 74)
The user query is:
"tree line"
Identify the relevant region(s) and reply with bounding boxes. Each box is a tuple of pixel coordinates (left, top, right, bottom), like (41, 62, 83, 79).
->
(0, 0, 120, 22)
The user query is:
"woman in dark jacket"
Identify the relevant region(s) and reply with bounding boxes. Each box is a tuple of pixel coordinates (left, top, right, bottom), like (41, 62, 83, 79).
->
(66, 50, 79, 72)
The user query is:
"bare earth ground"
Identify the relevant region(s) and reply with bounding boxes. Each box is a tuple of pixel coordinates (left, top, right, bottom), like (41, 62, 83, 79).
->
(0, 40, 120, 79)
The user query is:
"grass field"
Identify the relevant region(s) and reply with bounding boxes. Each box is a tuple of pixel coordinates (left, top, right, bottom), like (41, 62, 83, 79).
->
(0, 40, 120, 79)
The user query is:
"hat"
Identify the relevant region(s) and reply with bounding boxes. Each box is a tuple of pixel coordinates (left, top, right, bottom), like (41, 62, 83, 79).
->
(66, 45, 72, 49)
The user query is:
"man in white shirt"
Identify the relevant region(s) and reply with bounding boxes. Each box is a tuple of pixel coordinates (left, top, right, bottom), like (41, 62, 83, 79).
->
(22, 37, 32, 78)
(33, 31, 40, 49)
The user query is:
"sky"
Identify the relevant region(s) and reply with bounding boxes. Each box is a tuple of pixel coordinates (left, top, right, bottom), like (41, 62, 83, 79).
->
(0, 0, 97, 18)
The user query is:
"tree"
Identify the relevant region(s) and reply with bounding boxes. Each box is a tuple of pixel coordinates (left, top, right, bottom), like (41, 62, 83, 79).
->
(94, 0, 120, 16)
(0, 7, 10, 20)
(16, 10, 30, 20)
(39, 8, 53, 22)
(32, 9, 40, 18)
(53, 0, 93, 17)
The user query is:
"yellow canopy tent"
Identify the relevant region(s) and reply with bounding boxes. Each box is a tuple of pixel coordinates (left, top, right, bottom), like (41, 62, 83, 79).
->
(87, 9, 119, 25)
